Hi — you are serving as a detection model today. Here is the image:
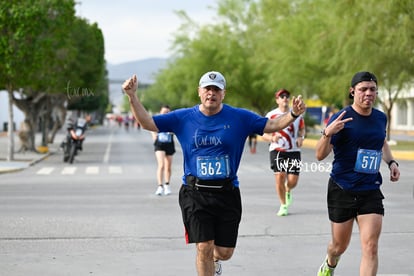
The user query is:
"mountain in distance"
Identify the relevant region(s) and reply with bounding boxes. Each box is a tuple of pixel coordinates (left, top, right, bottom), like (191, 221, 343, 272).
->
(107, 58, 168, 84)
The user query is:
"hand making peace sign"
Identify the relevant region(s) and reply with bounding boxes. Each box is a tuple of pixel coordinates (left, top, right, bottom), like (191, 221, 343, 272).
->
(324, 111, 353, 137)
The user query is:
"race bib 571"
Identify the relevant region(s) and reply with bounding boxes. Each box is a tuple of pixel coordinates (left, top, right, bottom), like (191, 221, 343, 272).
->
(354, 149, 382, 174)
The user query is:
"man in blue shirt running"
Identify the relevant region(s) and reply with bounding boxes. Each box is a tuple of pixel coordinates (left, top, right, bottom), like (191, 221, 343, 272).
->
(123, 71, 306, 276)
(315, 71, 400, 276)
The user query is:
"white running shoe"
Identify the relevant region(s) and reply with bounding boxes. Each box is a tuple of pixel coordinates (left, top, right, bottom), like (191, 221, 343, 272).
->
(164, 185, 171, 195)
(155, 185, 164, 196)
(214, 260, 222, 276)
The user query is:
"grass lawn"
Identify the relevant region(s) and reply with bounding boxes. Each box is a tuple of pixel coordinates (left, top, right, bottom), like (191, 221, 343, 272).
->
(389, 140, 414, 151)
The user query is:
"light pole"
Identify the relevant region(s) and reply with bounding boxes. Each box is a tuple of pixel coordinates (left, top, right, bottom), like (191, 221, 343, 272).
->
(321, 105, 327, 126)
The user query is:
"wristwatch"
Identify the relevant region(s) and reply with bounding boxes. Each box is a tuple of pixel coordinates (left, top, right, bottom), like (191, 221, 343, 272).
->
(388, 160, 399, 169)
(321, 129, 330, 138)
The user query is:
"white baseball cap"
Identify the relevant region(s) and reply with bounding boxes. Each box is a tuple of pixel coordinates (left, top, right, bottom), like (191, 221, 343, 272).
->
(199, 71, 226, 90)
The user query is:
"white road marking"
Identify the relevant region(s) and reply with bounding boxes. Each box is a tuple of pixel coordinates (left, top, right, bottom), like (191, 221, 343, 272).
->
(109, 166, 122, 174)
(36, 166, 127, 175)
(85, 166, 99, 174)
(103, 131, 113, 164)
(61, 167, 77, 175)
(36, 167, 55, 175)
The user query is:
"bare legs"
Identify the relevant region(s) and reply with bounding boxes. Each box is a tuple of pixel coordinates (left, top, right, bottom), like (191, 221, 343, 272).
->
(196, 241, 234, 276)
(358, 214, 382, 275)
(274, 172, 298, 205)
(155, 150, 173, 185)
(325, 214, 382, 276)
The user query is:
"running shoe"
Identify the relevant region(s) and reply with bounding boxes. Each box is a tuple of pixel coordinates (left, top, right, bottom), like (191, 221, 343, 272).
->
(155, 185, 164, 196)
(164, 184, 171, 195)
(277, 204, 288, 216)
(214, 260, 222, 276)
(317, 256, 339, 276)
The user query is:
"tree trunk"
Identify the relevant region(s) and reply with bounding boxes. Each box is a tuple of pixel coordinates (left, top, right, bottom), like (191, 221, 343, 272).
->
(386, 110, 392, 141)
(41, 97, 51, 147)
(6, 88, 15, 161)
(12, 91, 48, 152)
(17, 119, 30, 153)
(26, 115, 37, 152)
(48, 97, 67, 144)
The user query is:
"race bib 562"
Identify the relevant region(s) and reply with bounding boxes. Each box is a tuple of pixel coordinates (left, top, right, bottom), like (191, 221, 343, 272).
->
(196, 155, 230, 179)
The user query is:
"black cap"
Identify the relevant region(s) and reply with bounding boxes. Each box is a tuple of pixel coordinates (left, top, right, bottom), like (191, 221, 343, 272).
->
(349, 71, 377, 99)
(351, 71, 377, 87)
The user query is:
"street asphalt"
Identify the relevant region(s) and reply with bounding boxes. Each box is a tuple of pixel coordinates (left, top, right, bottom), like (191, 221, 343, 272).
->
(0, 127, 413, 275)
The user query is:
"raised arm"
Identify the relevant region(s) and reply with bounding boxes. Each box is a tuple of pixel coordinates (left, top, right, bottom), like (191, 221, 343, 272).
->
(263, 95, 306, 133)
(122, 75, 158, 132)
(315, 111, 353, 161)
(315, 129, 333, 161)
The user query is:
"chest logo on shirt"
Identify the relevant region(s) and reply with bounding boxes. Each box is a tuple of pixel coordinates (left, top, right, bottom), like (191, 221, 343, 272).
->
(194, 129, 223, 148)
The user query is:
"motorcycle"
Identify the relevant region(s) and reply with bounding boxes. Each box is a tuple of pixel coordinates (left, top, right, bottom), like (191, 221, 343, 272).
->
(62, 118, 87, 164)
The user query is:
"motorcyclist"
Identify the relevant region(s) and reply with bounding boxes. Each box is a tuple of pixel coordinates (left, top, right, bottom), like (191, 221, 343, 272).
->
(65, 117, 88, 150)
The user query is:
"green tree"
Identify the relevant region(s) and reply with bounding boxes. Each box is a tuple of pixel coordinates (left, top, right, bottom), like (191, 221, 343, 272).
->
(302, 0, 414, 139)
(144, 1, 275, 115)
(66, 18, 108, 114)
(0, 0, 77, 158)
(336, 0, 414, 140)
(1, 1, 108, 155)
(140, 0, 414, 139)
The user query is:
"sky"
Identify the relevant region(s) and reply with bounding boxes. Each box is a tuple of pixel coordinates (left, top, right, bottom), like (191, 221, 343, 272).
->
(76, 0, 218, 65)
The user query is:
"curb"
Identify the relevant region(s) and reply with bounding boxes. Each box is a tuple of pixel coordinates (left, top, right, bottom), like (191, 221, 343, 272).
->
(0, 151, 53, 175)
(28, 151, 52, 166)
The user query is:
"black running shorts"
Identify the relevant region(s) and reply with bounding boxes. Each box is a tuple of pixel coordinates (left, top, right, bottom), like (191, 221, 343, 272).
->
(153, 141, 175, 156)
(327, 178, 384, 223)
(178, 184, 242, 247)
(269, 150, 301, 175)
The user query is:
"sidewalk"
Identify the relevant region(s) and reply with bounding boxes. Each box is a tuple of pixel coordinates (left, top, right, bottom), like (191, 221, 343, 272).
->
(0, 131, 64, 174)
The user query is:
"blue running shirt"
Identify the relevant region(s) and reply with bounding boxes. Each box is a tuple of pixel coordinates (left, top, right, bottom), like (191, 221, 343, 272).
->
(153, 104, 268, 187)
(328, 106, 387, 191)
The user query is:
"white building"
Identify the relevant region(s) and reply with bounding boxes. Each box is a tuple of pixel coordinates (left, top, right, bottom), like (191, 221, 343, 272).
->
(0, 90, 25, 132)
(380, 87, 414, 135)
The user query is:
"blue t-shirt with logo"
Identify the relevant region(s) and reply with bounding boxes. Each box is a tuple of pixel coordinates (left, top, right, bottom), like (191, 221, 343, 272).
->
(153, 104, 268, 187)
(328, 106, 387, 191)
